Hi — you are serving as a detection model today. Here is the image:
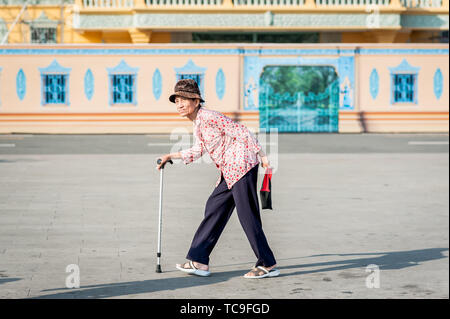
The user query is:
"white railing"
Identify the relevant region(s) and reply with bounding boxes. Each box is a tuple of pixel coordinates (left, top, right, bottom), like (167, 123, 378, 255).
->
(80, 0, 446, 7)
(401, 0, 442, 7)
(233, 0, 305, 5)
(145, 0, 223, 5)
(316, 0, 391, 5)
(83, 0, 135, 7)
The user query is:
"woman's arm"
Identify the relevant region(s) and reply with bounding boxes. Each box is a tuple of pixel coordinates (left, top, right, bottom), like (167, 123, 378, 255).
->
(156, 151, 181, 170)
(156, 133, 206, 170)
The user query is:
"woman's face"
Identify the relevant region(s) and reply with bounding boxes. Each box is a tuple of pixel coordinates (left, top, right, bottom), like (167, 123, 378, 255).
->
(175, 96, 199, 117)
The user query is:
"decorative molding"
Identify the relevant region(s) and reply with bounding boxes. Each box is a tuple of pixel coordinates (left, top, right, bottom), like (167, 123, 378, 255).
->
(215, 68, 225, 100)
(0, 48, 448, 56)
(16, 69, 26, 101)
(77, 14, 133, 29)
(84, 68, 94, 101)
(401, 14, 449, 29)
(27, 11, 59, 28)
(174, 59, 207, 75)
(39, 59, 72, 74)
(107, 59, 139, 75)
(152, 68, 162, 101)
(359, 48, 449, 55)
(79, 12, 403, 29)
(369, 68, 379, 100)
(434, 68, 443, 100)
(388, 59, 421, 74)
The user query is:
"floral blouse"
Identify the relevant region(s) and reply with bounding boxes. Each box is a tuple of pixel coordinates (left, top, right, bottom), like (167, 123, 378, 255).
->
(179, 107, 262, 189)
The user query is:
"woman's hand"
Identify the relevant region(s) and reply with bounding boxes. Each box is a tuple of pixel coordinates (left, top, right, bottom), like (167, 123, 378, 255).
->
(156, 154, 172, 170)
(260, 155, 271, 170)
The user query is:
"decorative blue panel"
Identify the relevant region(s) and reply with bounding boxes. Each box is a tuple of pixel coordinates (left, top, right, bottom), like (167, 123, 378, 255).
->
(215, 68, 225, 100)
(389, 59, 420, 104)
(434, 68, 443, 100)
(152, 68, 162, 101)
(174, 59, 207, 97)
(16, 69, 26, 100)
(337, 55, 355, 110)
(369, 68, 379, 100)
(84, 69, 94, 101)
(107, 59, 139, 105)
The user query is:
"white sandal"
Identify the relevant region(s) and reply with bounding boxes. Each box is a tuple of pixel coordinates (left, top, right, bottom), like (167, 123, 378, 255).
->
(176, 261, 211, 277)
(244, 266, 280, 279)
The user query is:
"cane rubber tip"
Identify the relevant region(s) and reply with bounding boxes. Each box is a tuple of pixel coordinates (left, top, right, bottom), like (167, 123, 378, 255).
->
(156, 265, 162, 273)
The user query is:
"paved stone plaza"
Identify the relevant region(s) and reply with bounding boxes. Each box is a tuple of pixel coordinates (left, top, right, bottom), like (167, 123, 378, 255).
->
(0, 133, 448, 299)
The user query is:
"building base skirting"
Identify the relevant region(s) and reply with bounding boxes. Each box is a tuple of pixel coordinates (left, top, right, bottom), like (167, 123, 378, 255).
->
(0, 112, 448, 134)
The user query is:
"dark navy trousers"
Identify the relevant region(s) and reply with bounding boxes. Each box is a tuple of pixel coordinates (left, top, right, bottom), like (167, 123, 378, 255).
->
(186, 164, 276, 267)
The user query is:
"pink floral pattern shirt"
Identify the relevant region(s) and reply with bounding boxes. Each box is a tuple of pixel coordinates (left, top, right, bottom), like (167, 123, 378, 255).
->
(179, 107, 262, 189)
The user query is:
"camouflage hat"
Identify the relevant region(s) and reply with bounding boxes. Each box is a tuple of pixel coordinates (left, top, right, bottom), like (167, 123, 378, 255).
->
(169, 79, 205, 103)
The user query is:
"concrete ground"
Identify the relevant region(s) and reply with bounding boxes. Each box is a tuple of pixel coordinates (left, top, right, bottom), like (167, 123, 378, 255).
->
(0, 133, 448, 299)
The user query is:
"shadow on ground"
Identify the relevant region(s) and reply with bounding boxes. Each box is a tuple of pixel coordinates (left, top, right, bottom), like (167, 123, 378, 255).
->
(31, 247, 448, 299)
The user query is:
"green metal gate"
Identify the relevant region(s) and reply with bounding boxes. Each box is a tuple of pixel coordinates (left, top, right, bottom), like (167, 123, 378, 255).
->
(259, 76, 340, 133)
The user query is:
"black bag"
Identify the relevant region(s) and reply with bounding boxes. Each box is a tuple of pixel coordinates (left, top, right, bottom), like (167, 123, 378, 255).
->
(260, 168, 272, 210)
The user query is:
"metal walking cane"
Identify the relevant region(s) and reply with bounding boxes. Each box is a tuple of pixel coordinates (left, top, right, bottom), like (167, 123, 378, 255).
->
(156, 158, 173, 273)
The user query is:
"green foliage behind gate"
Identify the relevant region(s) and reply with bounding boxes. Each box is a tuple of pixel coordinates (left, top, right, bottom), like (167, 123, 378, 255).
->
(259, 66, 340, 133)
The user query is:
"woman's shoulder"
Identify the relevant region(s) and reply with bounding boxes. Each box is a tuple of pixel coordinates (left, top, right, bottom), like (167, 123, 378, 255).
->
(199, 107, 228, 122)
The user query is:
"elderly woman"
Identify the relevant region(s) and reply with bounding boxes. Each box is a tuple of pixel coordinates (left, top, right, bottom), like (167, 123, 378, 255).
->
(156, 79, 279, 279)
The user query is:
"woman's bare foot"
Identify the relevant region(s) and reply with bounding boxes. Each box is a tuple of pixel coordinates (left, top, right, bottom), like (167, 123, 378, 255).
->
(245, 264, 276, 277)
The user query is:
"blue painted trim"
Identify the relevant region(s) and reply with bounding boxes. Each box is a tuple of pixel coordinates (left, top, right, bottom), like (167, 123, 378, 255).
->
(369, 68, 379, 100)
(16, 69, 26, 101)
(38, 59, 71, 74)
(216, 68, 225, 100)
(0, 48, 447, 56)
(152, 68, 162, 101)
(107, 59, 139, 75)
(359, 48, 448, 56)
(174, 59, 207, 74)
(84, 69, 94, 101)
(388, 59, 421, 74)
(434, 68, 443, 100)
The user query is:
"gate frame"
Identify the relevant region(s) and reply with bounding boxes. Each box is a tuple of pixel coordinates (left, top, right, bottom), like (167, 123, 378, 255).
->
(242, 48, 356, 112)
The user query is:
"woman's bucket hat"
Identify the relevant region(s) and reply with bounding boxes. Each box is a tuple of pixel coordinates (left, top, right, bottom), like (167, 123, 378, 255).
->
(169, 79, 205, 103)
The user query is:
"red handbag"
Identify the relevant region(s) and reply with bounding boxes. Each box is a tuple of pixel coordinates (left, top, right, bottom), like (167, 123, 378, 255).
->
(260, 168, 272, 210)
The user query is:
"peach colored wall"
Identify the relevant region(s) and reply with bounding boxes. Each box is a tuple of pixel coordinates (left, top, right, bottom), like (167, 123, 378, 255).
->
(358, 55, 449, 112)
(0, 54, 241, 114)
(0, 44, 448, 134)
